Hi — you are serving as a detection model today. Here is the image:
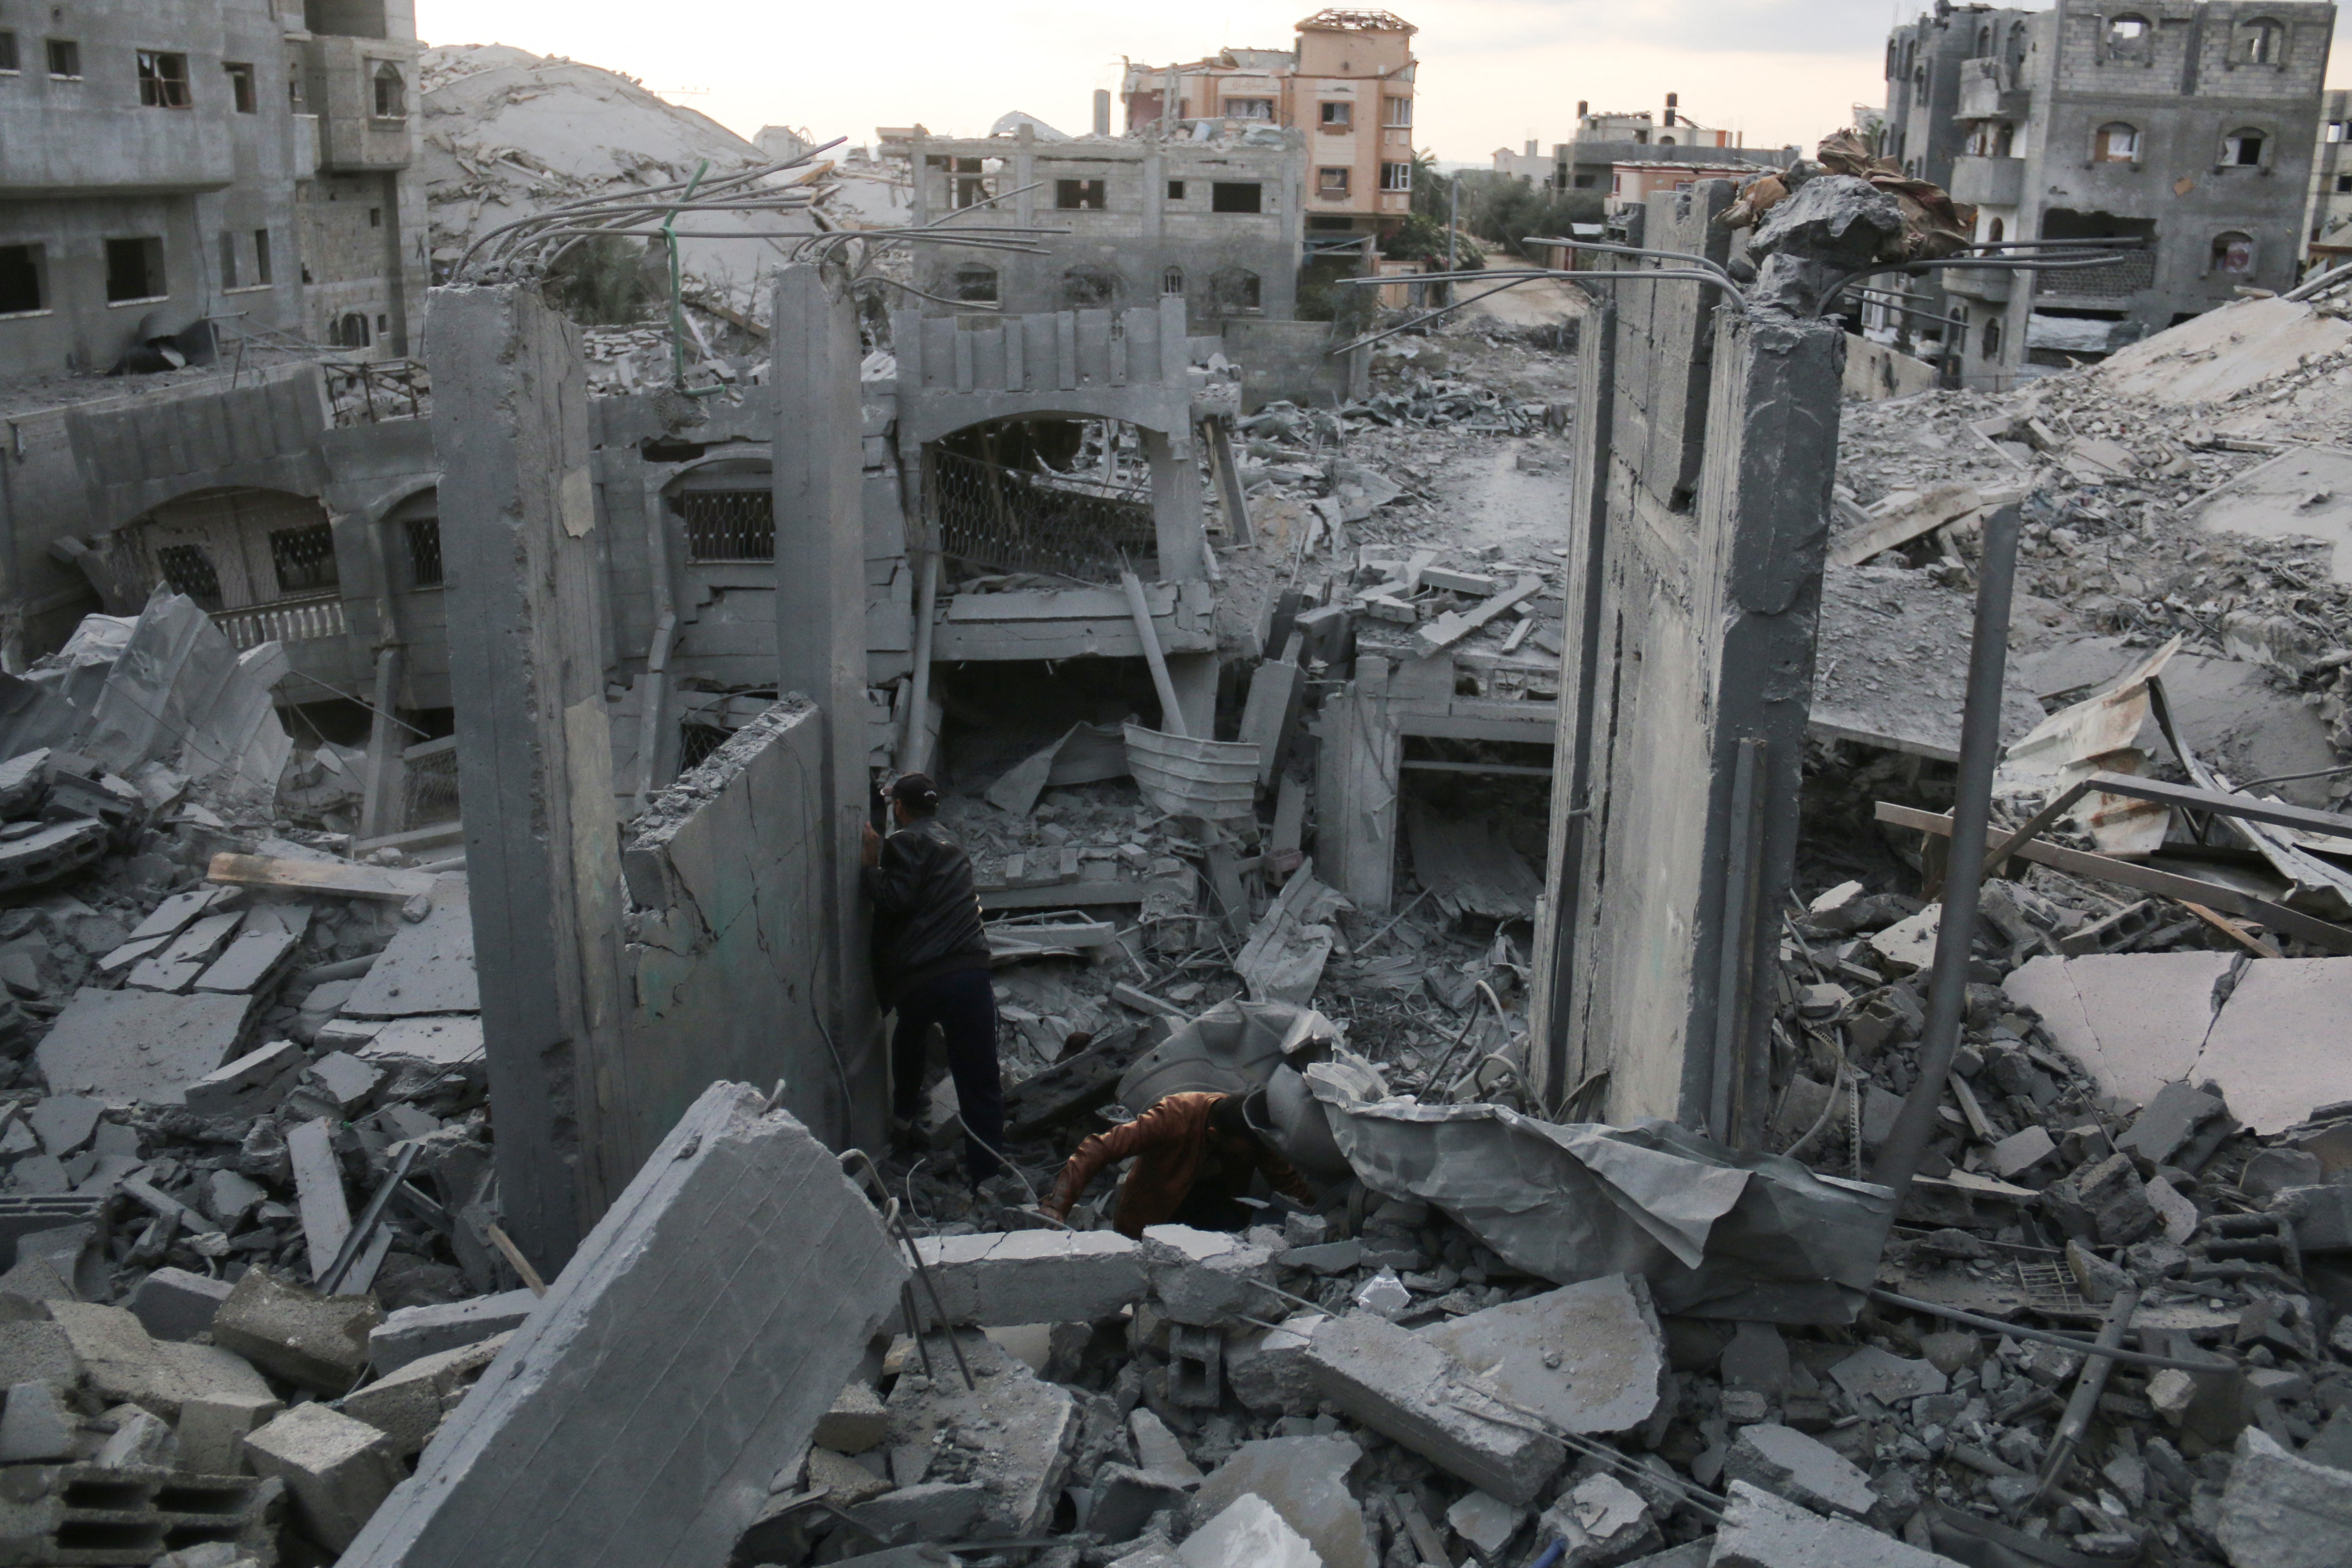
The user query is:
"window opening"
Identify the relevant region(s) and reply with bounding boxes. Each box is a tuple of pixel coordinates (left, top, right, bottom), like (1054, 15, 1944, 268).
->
(1055, 179, 1106, 211)
(253, 230, 273, 285)
(2241, 18, 2284, 64)
(950, 265, 998, 304)
(404, 516, 443, 587)
(137, 50, 191, 107)
(2210, 232, 2254, 275)
(45, 38, 78, 78)
(219, 232, 239, 289)
(105, 238, 165, 304)
(0, 32, 18, 72)
(1161, 266, 1185, 296)
(2106, 15, 2150, 54)
(2094, 123, 2139, 163)
(1166, 180, 1186, 200)
(1384, 96, 1411, 127)
(1317, 166, 1351, 197)
(677, 489, 775, 562)
(0, 246, 42, 315)
(1224, 98, 1273, 120)
(338, 312, 370, 347)
(1211, 182, 1263, 213)
(1380, 161, 1411, 193)
(269, 523, 339, 596)
(2221, 129, 2266, 166)
(1320, 100, 1351, 127)
(225, 62, 255, 112)
(1060, 266, 1118, 308)
(1982, 318, 2003, 357)
(1207, 266, 1262, 314)
(156, 545, 223, 610)
(372, 62, 404, 119)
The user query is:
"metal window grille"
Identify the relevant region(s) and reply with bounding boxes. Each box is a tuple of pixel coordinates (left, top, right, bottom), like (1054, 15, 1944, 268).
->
(405, 516, 443, 587)
(269, 523, 339, 595)
(677, 489, 774, 562)
(400, 745, 460, 832)
(922, 447, 1156, 581)
(678, 721, 731, 772)
(155, 544, 222, 609)
(137, 51, 190, 107)
(2035, 250, 2156, 299)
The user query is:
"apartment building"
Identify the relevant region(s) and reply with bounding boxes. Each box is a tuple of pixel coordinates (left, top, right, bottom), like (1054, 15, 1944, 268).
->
(1119, 9, 1419, 240)
(2309, 89, 2352, 270)
(1881, 0, 2332, 389)
(887, 123, 1306, 326)
(0, 0, 425, 378)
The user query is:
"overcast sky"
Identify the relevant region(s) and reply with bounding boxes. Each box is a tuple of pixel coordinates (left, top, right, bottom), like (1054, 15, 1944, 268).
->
(413, 1, 2349, 161)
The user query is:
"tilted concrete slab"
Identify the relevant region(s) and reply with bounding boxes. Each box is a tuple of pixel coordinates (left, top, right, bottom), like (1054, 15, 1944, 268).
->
(1302, 1311, 1563, 1505)
(341, 877, 478, 1017)
(36, 988, 254, 1104)
(1999, 952, 2232, 1106)
(907, 1228, 1145, 1328)
(2188, 959, 2352, 1136)
(339, 1083, 907, 1568)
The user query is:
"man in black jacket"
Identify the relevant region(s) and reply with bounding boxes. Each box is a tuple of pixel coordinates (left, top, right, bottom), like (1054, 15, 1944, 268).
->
(861, 772, 1003, 1185)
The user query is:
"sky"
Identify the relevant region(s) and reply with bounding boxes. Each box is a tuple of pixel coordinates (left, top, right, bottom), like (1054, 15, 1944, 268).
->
(414, 1, 2352, 162)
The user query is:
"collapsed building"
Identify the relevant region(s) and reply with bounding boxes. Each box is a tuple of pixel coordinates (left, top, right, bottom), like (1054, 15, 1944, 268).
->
(1874, 0, 2335, 387)
(3, 9, 2352, 1567)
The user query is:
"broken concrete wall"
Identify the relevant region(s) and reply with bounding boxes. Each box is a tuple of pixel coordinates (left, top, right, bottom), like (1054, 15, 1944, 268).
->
(428, 283, 623, 1275)
(1529, 179, 1844, 1140)
(773, 262, 884, 1151)
(340, 1082, 908, 1568)
(616, 697, 842, 1172)
(1219, 319, 1370, 412)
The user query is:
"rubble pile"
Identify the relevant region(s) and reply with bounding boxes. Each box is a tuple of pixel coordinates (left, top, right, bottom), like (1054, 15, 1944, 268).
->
(0, 598, 521, 1564)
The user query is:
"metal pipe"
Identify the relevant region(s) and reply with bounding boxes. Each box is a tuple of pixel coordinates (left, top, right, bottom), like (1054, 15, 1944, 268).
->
(1871, 502, 2021, 1201)
(2035, 1286, 2140, 1502)
(1866, 1287, 2225, 1371)
(898, 552, 942, 773)
(1710, 737, 1766, 1147)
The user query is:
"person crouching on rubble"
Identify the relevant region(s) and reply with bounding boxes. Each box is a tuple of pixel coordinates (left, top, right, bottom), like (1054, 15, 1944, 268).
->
(861, 772, 1005, 1189)
(1040, 1089, 1315, 1238)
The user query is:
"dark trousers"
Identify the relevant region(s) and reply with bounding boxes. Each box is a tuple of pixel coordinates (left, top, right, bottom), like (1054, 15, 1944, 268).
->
(890, 967, 1004, 1183)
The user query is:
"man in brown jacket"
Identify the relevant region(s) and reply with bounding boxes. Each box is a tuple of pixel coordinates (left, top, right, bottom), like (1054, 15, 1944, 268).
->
(1041, 1090, 1317, 1238)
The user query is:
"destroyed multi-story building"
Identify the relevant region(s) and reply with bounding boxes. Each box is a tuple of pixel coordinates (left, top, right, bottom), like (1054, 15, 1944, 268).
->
(883, 120, 1308, 327)
(1119, 8, 1420, 245)
(2306, 87, 2352, 269)
(1877, 0, 2335, 387)
(0, 0, 426, 374)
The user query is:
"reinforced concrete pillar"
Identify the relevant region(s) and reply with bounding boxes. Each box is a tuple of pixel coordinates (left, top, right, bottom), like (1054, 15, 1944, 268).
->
(429, 284, 622, 1275)
(771, 262, 879, 1149)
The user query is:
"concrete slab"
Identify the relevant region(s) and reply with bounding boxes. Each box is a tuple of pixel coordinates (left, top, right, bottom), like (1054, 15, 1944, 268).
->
(185, 1040, 307, 1117)
(35, 988, 254, 1104)
(880, 1329, 1077, 1534)
(341, 878, 478, 1017)
(1190, 1436, 1369, 1568)
(368, 1290, 540, 1375)
(1711, 1482, 1963, 1568)
(1179, 1493, 1323, 1568)
(908, 1228, 1146, 1328)
(1999, 953, 2231, 1106)
(1415, 1272, 1665, 1436)
(1226, 1311, 1327, 1416)
(1303, 1311, 1563, 1505)
(1825, 1346, 1947, 1405)
(193, 929, 298, 994)
(339, 1085, 907, 1568)
(2213, 1428, 2352, 1568)
(1724, 1424, 1878, 1518)
(2189, 959, 2352, 1135)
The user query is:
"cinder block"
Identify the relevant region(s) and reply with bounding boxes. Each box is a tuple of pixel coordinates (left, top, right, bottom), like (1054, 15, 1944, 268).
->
(184, 1040, 307, 1117)
(366, 1287, 538, 1374)
(212, 1266, 383, 1393)
(0, 1382, 81, 1462)
(126, 1267, 235, 1342)
(339, 1333, 510, 1456)
(178, 1388, 283, 1476)
(1140, 1225, 1278, 1327)
(245, 1402, 406, 1552)
(0, 1321, 83, 1395)
(1303, 1311, 1563, 1505)
(812, 1378, 888, 1455)
(909, 1228, 1146, 1328)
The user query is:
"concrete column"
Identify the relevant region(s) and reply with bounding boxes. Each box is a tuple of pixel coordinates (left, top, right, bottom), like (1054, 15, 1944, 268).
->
(770, 262, 879, 1149)
(1142, 424, 1206, 582)
(428, 284, 622, 1274)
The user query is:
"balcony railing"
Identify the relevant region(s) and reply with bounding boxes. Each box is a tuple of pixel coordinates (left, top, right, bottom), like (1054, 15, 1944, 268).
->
(215, 595, 347, 649)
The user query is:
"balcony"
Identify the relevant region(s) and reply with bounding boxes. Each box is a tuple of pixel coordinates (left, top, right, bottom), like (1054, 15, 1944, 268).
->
(215, 595, 347, 649)
(1956, 60, 2030, 121)
(1950, 156, 2024, 206)
(0, 99, 232, 196)
(304, 36, 417, 173)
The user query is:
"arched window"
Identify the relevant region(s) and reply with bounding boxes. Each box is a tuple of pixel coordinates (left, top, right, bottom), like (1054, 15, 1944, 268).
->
(2211, 232, 2255, 275)
(2239, 17, 2285, 64)
(1995, 122, 2015, 156)
(1982, 318, 2003, 358)
(1976, 25, 1992, 57)
(2221, 128, 2267, 167)
(2007, 23, 2029, 68)
(1658, 134, 1675, 146)
(1206, 266, 1262, 315)
(2106, 14, 2150, 56)
(1161, 266, 1185, 296)
(1060, 266, 1118, 308)
(1987, 216, 2005, 243)
(1886, 42, 1899, 79)
(2094, 122, 2140, 163)
(371, 62, 405, 120)
(950, 264, 998, 304)
(1902, 42, 1916, 77)
(337, 312, 370, 348)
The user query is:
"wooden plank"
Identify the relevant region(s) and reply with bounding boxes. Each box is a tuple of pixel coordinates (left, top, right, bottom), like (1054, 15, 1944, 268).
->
(1827, 482, 1992, 569)
(208, 852, 436, 903)
(1874, 801, 2352, 953)
(1414, 575, 1543, 655)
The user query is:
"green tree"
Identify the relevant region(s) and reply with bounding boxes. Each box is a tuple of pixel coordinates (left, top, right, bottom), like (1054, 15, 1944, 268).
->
(543, 234, 658, 326)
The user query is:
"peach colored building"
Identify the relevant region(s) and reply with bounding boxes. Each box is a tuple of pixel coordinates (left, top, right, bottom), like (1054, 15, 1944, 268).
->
(1607, 160, 1765, 205)
(1120, 9, 1419, 240)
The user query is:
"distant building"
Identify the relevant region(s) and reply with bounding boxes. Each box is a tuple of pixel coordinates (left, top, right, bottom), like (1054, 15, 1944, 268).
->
(1120, 9, 1419, 242)
(1607, 160, 1768, 205)
(1878, 0, 2335, 390)
(2308, 89, 2352, 271)
(0, 0, 425, 376)
(1492, 140, 1551, 184)
(1552, 96, 1795, 196)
